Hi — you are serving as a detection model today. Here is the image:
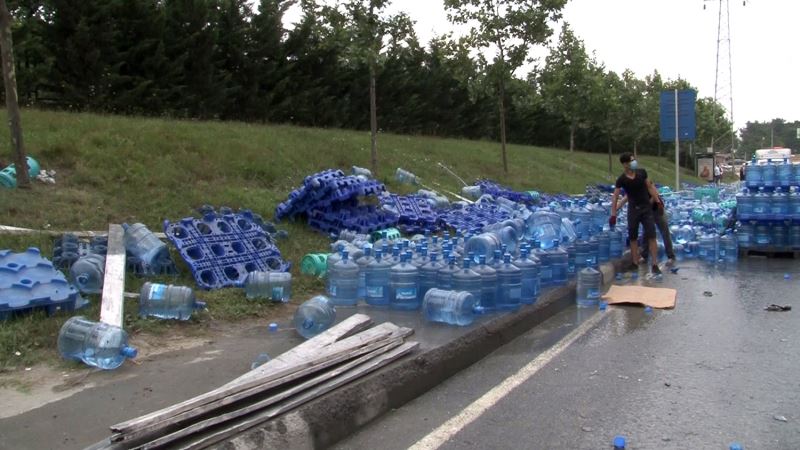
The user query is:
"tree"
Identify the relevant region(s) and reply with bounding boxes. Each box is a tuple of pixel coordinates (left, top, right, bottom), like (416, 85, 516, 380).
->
(108, 0, 170, 114)
(342, 0, 413, 174)
(213, 0, 255, 120)
(444, 0, 566, 173)
(538, 23, 597, 153)
(596, 70, 625, 175)
(618, 69, 647, 156)
(162, 0, 220, 118)
(47, 0, 119, 110)
(0, 0, 29, 187)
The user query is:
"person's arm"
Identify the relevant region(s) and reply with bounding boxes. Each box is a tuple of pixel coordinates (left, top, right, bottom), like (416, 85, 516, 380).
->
(617, 195, 628, 210)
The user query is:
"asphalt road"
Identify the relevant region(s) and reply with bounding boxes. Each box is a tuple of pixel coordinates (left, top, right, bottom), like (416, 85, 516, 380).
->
(336, 257, 800, 450)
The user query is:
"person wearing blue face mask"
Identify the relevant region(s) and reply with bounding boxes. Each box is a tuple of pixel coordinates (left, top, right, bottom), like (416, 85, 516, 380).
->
(609, 153, 663, 275)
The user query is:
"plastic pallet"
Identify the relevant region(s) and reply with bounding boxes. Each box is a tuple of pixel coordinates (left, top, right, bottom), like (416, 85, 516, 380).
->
(475, 180, 535, 204)
(307, 204, 398, 235)
(380, 194, 440, 234)
(437, 204, 512, 232)
(0, 248, 87, 320)
(164, 212, 290, 290)
(275, 169, 387, 221)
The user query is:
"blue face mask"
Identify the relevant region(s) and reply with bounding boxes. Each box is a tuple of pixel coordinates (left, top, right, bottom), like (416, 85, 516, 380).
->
(629, 160, 639, 170)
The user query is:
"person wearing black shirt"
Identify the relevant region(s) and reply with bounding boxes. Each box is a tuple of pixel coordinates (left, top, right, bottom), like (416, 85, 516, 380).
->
(610, 153, 663, 275)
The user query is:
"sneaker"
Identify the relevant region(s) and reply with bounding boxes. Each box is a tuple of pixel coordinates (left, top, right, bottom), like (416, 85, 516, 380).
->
(651, 265, 662, 276)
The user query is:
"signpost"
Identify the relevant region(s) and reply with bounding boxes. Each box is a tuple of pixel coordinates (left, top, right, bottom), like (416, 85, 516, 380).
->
(660, 90, 697, 190)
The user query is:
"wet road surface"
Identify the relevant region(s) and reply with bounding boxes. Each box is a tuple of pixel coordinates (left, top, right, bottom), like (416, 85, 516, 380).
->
(336, 257, 800, 450)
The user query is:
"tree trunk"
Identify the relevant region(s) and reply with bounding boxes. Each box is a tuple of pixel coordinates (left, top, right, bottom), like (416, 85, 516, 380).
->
(498, 75, 508, 174)
(607, 138, 613, 175)
(633, 139, 638, 158)
(0, 0, 29, 188)
(569, 123, 576, 152)
(369, 65, 378, 175)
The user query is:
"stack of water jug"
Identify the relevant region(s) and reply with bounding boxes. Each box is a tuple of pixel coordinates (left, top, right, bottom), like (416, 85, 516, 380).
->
(308, 212, 622, 329)
(736, 157, 800, 251)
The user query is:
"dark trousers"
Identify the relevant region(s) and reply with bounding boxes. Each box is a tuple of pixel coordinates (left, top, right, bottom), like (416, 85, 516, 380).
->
(640, 209, 675, 260)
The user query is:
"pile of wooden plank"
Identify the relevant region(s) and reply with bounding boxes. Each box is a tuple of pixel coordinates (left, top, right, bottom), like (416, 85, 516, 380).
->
(99, 314, 417, 450)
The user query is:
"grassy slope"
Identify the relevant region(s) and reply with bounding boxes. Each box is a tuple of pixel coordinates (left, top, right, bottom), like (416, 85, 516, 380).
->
(0, 109, 701, 369)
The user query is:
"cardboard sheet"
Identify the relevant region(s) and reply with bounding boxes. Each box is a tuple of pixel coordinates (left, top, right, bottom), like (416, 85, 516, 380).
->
(602, 285, 677, 309)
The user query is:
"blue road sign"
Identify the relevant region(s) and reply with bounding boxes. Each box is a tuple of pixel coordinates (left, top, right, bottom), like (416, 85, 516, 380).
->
(660, 90, 696, 142)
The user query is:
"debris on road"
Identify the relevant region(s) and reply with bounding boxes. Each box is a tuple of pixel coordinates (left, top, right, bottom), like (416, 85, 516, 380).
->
(703, 291, 713, 297)
(773, 414, 788, 422)
(764, 304, 791, 312)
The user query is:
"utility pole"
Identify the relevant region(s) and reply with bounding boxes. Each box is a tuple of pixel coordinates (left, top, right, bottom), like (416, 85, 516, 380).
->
(0, 0, 29, 188)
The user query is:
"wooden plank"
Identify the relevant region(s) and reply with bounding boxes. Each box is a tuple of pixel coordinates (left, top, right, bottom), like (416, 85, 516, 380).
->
(176, 342, 419, 450)
(110, 322, 404, 435)
(229, 314, 373, 386)
(0, 224, 166, 239)
(99, 224, 126, 327)
(133, 339, 410, 449)
(112, 328, 410, 444)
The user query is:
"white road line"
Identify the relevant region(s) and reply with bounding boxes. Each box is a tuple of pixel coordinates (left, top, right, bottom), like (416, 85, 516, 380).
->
(409, 310, 610, 450)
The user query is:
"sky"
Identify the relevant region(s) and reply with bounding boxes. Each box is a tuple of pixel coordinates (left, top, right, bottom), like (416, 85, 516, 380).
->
(286, 0, 798, 130)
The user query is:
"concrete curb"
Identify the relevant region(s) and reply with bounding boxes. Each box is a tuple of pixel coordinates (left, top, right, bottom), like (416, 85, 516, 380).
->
(220, 258, 627, 450)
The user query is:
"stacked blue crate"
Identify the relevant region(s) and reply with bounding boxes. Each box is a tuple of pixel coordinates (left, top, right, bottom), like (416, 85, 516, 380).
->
(0, 248, 87, 320)
(380, 194, 440, 234)
(474, 180, 537, 205)
(275, 169, 397, 234)
(437, 203, 512, 232)
(164, 210, 291, 290)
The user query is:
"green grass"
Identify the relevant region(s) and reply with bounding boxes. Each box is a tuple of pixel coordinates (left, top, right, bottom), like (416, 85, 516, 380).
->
(0, 109, 702, 369)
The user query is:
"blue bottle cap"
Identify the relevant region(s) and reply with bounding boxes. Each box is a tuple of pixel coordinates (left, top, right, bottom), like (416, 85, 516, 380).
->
(644, 306, 653, 313)
(784, 273, 791, 280)
(613, 435, 626, 449)
(729, 443, 743, 450)
(269, 322, 278, 332)
(121, 346, 138, 359)
(599, 301, 608, 310)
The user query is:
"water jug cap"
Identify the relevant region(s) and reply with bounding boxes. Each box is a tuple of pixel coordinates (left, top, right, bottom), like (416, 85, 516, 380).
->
(341, 251, 349, 260)
(121, 346, 138, 359)
(195, 301, 207, 310)
(462, 258, 470, 269)
(613, 435, 626, 449)
(503, 253, 511, 263)
(479, 255, 487, 264)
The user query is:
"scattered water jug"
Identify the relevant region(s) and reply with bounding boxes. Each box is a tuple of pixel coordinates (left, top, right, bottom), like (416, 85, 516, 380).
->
(294, 296, 336, 339)
(70, 253, 105, 294)
(423, 289, 476, 326)
(58, 316, 137, 370)
(139, 282, 206, 320)
(244, 271, 292, 302)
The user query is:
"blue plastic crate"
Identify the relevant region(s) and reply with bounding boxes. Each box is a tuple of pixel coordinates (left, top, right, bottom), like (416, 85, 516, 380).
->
(380, 194, 440, 234)
(0, 248, 87, 320)
(164, 212, 290, 290)
(437, 203, 512, 231)
(475, 180, 535, 205)
(275, 170, 388, 221)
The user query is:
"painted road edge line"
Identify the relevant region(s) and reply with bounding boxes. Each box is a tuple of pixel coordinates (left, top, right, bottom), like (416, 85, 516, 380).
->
(409, 310, 611, 450)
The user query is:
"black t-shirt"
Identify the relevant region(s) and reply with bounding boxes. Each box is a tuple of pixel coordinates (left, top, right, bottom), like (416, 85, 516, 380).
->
(616, 169, 650, 208)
